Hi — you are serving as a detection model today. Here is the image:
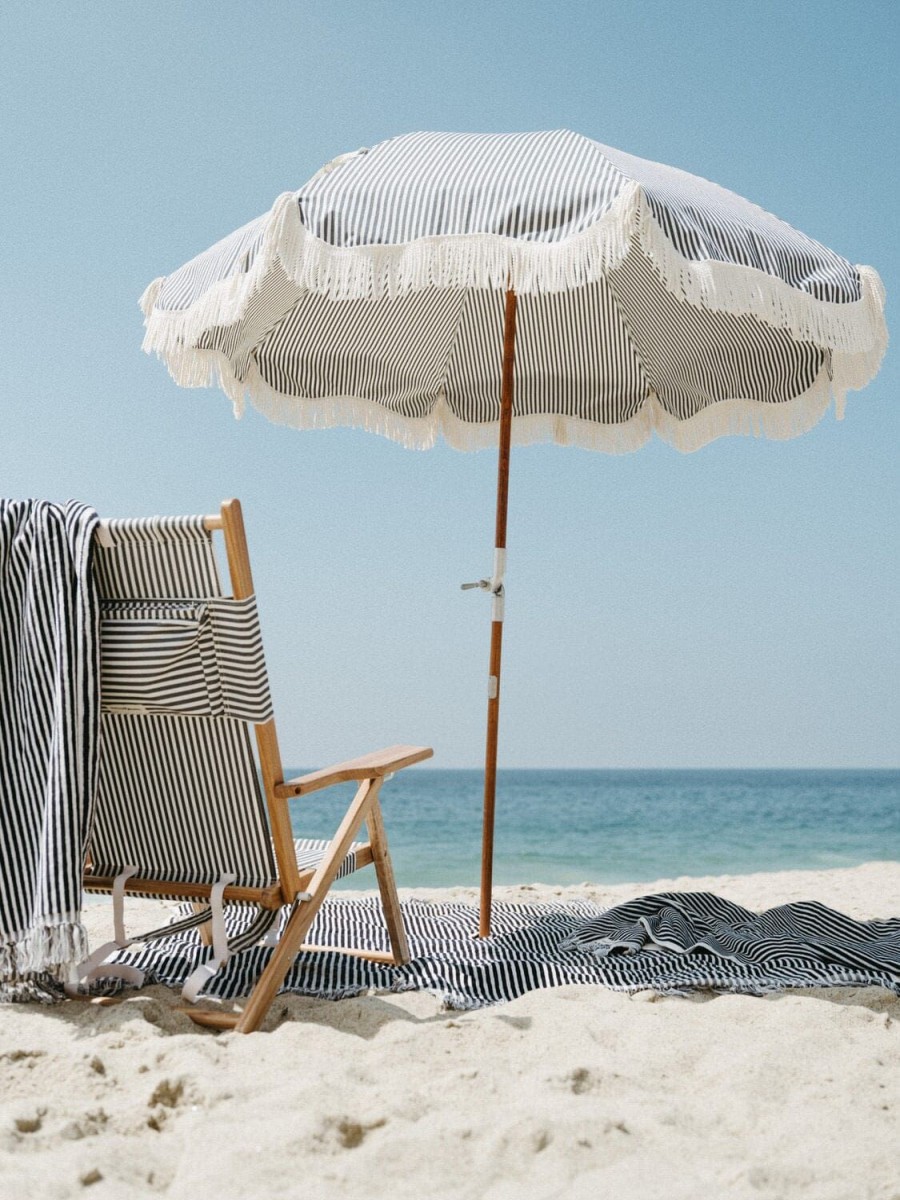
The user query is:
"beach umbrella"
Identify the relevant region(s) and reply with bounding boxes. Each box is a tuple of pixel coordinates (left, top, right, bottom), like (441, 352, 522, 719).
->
(140, 130, 887, 935)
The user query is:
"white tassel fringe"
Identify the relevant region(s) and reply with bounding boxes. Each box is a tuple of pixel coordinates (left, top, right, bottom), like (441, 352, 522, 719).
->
(140, 182, 887, 450)
(199, 355, 852, 455)
(634, 192, 887, 357)
(0, 916, 89, 980)
(142, 182, 887, 363)
(139, 184, 640, 363)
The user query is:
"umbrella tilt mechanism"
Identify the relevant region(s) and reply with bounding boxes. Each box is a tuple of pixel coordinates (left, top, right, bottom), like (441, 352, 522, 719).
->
(461, 547, 507, 622)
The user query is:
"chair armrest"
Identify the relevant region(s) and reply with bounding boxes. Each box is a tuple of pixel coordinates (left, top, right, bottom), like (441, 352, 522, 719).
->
(274, 744, 433, 798)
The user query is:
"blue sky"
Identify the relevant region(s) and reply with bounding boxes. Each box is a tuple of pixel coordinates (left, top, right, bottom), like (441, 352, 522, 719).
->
(0, 2, 896, 767)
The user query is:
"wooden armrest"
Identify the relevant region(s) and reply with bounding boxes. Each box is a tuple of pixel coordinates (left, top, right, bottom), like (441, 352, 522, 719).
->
(274, 744, 433, 798)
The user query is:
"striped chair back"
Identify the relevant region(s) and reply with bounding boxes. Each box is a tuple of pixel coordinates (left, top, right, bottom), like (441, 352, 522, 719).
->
(90, 514, 279, 893)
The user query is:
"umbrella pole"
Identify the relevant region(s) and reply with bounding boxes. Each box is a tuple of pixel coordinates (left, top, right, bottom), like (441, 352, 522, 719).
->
(479, 287, 517, 938)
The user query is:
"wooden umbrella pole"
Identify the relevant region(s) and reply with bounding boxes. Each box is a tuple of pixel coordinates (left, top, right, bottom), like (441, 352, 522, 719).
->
(479, 287, 517, 938)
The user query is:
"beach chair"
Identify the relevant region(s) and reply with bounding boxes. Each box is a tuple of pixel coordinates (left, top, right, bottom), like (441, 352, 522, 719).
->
(82, 498, 431, 1033)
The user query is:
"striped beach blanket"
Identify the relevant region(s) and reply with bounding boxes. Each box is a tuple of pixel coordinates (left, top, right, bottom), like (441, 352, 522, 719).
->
(559, 891, 900, 994)
(0, 500, 99, 997)
(111, 893, 900, 1009)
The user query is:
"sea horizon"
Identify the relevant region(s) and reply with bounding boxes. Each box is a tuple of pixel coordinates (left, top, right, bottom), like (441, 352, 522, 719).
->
(285, 767, 900, 889)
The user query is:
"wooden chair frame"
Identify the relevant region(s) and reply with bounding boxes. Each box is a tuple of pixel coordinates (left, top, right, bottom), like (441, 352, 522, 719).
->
(84, 498, 432, 1033)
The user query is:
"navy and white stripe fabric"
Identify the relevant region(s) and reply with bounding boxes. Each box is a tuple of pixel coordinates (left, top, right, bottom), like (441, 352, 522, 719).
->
(108, 893, 900, 1009)
(84, 512, 378, 990)
(100, 595, 273, 723)
(89, 516, 366, 905)
(93, 514, 220, 599)
(0, 500, 99, 995)
(91, 515, 278, 893)
(559, 892, 900, 990)
(141, 130, 887, 453)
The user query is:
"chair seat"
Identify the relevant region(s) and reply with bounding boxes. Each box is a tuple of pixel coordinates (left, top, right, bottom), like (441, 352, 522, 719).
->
(84, 837, 368, 899)
(293, 837, 367, 882)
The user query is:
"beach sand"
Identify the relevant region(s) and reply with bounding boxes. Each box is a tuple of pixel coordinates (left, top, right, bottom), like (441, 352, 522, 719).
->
(1, 862, 898, 1199)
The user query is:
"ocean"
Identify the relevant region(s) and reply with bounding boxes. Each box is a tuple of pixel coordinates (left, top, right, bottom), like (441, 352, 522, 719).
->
(287, 768, 900, 889)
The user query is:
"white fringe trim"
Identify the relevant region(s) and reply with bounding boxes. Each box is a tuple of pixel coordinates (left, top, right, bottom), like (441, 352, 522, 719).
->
(141, 182, 887, 375)
(139, 184, 640, 363)
(186, 354, 856, 455)
(0, 916, 89, 979)
(634, 191, 888, 357)
(275, 182, 639, 300)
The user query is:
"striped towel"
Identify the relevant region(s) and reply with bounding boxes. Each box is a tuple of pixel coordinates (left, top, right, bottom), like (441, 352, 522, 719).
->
(109, 894, 900, 1009)
(560, 892, 900, 994)
(0, 499, 99, 997)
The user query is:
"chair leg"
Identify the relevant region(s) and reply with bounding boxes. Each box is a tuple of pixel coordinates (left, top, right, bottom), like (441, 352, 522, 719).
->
(366, 794, 410, 965)
(233, 777, 379, 1034)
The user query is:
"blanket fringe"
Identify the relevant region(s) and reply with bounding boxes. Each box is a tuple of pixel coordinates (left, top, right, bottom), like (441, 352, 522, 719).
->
(0, 918, 89, 978)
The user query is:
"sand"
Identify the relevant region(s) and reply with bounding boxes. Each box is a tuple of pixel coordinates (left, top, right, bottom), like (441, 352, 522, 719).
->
(1, 862, 899, 1199)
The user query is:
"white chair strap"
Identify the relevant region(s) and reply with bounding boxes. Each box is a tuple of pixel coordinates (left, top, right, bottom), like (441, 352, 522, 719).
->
(68, 866, 145, 992)
(112, 864, 138, 945)
(181, 874, 237, 1004)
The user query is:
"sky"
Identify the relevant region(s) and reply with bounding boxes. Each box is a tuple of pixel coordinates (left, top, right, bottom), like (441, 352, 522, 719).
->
(0, 1, 896, 769)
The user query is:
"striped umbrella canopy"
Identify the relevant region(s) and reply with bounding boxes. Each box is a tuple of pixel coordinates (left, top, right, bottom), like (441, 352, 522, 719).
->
(141, 130, 888, 934)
